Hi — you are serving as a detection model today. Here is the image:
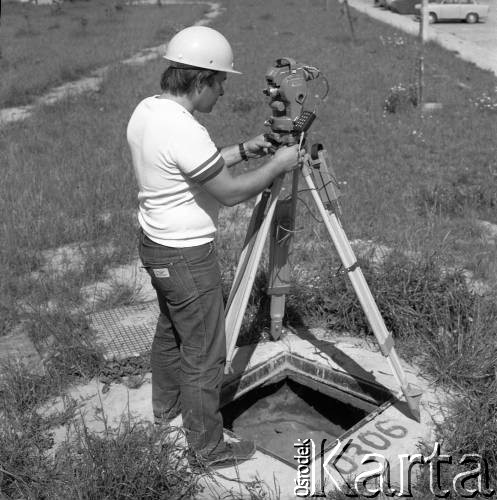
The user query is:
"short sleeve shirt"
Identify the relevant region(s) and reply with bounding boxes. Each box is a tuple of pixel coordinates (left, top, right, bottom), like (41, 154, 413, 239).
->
(127, 97, 224, 247)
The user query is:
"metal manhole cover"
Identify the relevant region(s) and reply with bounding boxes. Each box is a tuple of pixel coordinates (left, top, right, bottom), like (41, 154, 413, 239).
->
(90, 301, 159, 359)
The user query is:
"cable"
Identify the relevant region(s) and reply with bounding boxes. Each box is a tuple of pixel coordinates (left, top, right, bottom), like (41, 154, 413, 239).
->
(274, 222, 298, 245)
(296, 197, 324, 223)
(297, 178, 340, 197)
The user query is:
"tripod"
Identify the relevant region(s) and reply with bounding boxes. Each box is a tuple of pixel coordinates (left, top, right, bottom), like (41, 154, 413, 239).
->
(224, 143, 422, 421)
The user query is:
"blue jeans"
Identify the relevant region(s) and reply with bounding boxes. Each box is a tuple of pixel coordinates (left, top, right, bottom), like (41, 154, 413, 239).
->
(138, 230, 226, 453)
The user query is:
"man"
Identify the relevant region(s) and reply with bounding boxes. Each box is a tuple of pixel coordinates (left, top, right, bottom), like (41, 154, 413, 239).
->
(127, 26, 301, 468)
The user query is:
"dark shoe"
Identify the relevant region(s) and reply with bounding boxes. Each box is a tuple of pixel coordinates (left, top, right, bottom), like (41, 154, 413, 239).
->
(198, 439, 256, 469)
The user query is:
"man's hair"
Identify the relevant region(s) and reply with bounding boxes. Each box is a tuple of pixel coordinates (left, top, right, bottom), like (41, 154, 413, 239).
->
(160, 65, 218, 95)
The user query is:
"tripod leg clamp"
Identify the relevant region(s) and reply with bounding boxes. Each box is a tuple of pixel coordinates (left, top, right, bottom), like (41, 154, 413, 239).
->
(337, 261, 359, 276)
(346, 262, 359, 273)
(378, 333, 394, 357)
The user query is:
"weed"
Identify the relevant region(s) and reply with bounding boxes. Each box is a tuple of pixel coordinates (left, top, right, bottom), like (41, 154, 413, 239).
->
(471, 88, 497, 113)
(379, 34, 407, 47)
(411, 378, 497, 498)
(45, 343, 104, 380)
(0, 412, 200, 499)
(417, 169, 497, 217)
(0, 361, 60, 498)
(93, 281, 142, 309)
(440, 379, 497, 477)
(23, 309, 105, 384)
(383, 83, 418, 113)
(0, 295, 17, 337)
(0, 359, 53, 414)
(52, 420, 199, 499)
(288, 250, 476, 348)
(0, 412, 55, 499)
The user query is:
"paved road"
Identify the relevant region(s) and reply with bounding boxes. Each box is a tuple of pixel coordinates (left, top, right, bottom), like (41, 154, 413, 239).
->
(348, 0, 497, 77)
(430, 0, 496, 52)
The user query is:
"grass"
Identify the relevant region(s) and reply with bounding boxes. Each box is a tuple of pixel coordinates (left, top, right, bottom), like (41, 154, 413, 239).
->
(0, 0, 207, 107)
(0, 366, 199, 499)
(1, 0, 497, 497)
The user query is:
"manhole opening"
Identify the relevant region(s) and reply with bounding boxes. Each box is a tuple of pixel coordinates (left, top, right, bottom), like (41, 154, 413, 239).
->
(221, 374, 383, 465)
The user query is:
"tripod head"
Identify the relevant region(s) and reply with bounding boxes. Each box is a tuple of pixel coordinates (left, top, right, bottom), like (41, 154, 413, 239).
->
(263, 57, 322, 148)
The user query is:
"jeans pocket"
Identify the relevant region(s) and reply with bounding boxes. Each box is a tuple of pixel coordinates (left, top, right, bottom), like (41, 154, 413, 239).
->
(148, 262, 198, 306)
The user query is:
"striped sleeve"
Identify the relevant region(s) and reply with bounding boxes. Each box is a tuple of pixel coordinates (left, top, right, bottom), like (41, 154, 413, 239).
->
(172, 116, 225, 184)
(187, 151, 225, 184)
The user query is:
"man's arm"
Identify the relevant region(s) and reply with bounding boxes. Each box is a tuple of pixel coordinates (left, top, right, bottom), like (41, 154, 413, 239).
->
(201, 144, 301, 207)
(219, 144, 245, 168)
(219, 134, 272, 168)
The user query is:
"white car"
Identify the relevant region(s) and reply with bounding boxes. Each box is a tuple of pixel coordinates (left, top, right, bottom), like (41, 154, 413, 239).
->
(415, 0, 489, 23)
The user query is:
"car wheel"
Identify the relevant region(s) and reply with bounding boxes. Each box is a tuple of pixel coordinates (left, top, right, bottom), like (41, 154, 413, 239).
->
(428, 12, 437, 23)
(466, 12, 478, 23)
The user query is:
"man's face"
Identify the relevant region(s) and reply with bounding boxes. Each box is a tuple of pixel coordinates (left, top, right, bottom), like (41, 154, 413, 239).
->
(195, 72, 227, 113)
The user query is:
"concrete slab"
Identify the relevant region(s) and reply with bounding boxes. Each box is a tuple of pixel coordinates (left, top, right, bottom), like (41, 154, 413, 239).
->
(45, 312, 445, 498)
(222, 331, 443, 495)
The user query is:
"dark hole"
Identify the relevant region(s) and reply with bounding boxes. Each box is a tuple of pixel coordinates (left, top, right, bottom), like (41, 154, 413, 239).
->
(222, 377, 369, 464)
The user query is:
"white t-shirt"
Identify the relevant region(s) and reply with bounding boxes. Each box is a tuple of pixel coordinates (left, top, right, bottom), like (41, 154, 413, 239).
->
(127, 97, 225, 247)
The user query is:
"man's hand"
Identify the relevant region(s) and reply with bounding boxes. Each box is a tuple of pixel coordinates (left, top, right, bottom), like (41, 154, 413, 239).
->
(243, 134, 273, 158)
(272, 144, 304, 173)
(203, 143, 305, 206)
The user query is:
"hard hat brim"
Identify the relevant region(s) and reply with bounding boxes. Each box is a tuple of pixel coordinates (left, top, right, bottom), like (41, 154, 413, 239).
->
(163, 55, 242, 75)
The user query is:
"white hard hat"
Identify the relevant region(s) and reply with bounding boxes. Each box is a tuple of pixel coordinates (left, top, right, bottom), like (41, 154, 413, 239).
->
(164, 26, 241, 74)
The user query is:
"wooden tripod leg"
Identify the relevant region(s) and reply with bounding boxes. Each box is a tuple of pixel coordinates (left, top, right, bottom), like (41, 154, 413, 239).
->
(301, 154, 422, 421)
(224, 175, 285, 373)
(225, 189, 271, 314)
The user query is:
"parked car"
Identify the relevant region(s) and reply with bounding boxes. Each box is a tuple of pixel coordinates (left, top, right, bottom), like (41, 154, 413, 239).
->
(390, 0, 440, 15)
(414, 0, 489, 23)
(376, 0, 394, 9)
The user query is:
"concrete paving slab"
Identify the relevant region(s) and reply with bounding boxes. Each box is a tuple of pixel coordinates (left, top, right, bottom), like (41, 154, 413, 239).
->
(45, 313, 445, 498)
